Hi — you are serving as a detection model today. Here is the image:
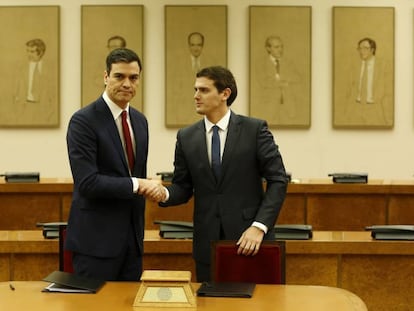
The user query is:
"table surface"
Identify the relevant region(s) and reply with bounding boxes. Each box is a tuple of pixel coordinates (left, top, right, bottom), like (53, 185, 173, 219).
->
(0, 281, 367, 311)
(3, 229, 414, 255)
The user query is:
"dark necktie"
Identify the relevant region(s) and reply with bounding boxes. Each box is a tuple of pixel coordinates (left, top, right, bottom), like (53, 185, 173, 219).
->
(121, 110, 135, 171)
(360, 61, 368, 104)
(211, 125, 221, 180)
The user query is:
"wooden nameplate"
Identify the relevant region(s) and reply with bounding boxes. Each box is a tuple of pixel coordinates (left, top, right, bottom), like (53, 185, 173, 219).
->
(134, 270, 196, 309)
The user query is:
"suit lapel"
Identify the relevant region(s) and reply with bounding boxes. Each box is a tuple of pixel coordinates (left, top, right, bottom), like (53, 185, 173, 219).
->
(95, 98, 129, 172)
(194, 121, 216, 183)
(221, 112, 241, 179)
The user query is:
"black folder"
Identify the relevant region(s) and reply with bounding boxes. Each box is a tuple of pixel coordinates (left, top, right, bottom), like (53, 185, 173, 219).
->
(366, 225, 414, 240)
(274, 224, 313, 240)
(328, 173, 368, 184)
(2, 172, 40, 183)
(197, 282, 256, 298)
(42, 271, 105, 293)
(36, 222, 68, 239)
(154, 220, 193, 239)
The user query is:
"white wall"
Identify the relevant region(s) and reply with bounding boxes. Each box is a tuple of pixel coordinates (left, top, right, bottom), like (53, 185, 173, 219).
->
(0, 0, 413, 180)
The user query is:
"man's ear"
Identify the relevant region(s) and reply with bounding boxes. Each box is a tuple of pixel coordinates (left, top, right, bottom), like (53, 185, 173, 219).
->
(222, 88, 231, 101)
(104, 71, 109, 85)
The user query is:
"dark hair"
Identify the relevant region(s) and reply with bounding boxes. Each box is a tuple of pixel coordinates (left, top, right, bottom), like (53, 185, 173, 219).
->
(196, 66, 237, 106)
(26, 38, 46, 57)
(358, 37, 376, 55)
(107, 35, 127, 48)
(106, 48, 142, 74)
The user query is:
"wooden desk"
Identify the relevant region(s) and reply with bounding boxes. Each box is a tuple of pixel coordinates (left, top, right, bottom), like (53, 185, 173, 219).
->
(1, 229, 412, 310)
(0, 281, 367, 311)
(143, 230, 414, 311)
(3, 178, 414, 231)
(0, 178, 73, 230)
(147, 179, 414, 231)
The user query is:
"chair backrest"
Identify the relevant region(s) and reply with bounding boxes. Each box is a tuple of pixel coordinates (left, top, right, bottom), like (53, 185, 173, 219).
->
(58, 225, 74, 273)
(211, 240, 286, 284)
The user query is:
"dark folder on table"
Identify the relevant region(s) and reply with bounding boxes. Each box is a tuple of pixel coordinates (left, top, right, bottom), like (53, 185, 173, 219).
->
(366, 225, 414, 240)
(328, 173, 368, 184)
(154, 220, 193, 239)
(274, 224, 313, 240)
(197, 282, 256, 298)
(42, 271, 105, 293)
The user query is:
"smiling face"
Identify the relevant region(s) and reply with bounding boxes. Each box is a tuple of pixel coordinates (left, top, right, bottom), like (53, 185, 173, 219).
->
(193, 76, 230, 123)
(104, 61, 141, 109)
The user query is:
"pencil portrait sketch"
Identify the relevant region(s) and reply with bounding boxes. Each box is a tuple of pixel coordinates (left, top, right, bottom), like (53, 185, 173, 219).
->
(165, 5, 227, 127)
(250, 6, 311, 128)
(81, 5, 143, 111)
(333, 7, 394, 128)
(0, 6, 59, 127)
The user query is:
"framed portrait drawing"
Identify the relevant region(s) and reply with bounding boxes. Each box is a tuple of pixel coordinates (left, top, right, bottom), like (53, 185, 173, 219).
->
(165, 5, 227, 127)
(333, 7, 394, 128)
(81, 5, 143, 111)
(249, 6, 311, 128)
(0, 6, 59, 128)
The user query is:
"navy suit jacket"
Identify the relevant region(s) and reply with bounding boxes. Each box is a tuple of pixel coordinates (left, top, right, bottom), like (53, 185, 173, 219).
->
(65, 96, 148, 258)
(160, 112, 288, 265)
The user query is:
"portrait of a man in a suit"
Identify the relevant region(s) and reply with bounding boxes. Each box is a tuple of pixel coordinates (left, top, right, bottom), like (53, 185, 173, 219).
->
(251, 35, 306, 126)
(249, 6, 311, 128)
(0, 6, 59, 127)
(11, 38, 58, 126)
(333, 6, 394, 128)
(165, 5, 227, 127)
(339, 37, 393, 126)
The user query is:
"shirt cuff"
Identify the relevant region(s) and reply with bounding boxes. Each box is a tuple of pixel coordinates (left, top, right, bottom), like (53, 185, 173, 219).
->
(163, 187, 170, 202)
(252, 221, 268, 234)
(132, 177, 139, 193)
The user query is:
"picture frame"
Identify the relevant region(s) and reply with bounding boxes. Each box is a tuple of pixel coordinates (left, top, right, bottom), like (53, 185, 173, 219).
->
(0, 6, 60, 128)
(249, 6, 311, 128)
(165, 5, 227, 127)
(333, 7, 394, 129)
(81, 5, 144, 111)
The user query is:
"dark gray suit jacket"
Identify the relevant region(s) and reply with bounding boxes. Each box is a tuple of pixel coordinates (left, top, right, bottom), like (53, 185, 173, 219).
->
(160, 112, 287, 264)
(65, 97, 148, 259)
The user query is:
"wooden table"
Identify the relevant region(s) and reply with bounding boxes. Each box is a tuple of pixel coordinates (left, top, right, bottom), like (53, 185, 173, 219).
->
(4, 178, 414, 231)
(0, 281, 367, 311)
(1, 229, 411, 310)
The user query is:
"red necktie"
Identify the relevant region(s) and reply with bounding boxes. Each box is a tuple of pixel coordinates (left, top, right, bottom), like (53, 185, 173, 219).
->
(121, 110, 135, 171)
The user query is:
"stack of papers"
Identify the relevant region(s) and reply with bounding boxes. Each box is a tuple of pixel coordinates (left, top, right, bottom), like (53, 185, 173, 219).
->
(366, 225, 414, 240)
(154, 220, 193, 239)
(42, 271, 105, 293)
(274, 224, 313, 240)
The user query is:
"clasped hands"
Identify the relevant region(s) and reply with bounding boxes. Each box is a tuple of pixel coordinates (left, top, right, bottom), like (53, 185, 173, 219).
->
(138, 178, 166, 202)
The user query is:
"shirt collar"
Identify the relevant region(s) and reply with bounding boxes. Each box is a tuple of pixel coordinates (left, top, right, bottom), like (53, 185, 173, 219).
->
(363, 56, 375, 66)
(103, 91, 130, 120)
(269, 54, 281, 64)
(204, 109, 231, 132)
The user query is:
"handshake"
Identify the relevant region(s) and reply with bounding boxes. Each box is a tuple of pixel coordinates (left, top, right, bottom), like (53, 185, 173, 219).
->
(138, 178, 167, 202)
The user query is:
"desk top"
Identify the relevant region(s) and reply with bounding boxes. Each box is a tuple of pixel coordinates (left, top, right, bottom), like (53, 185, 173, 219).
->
(144, 230, 414, 255)
(2, 230, 414, 256)
(2, 177, 414, 193)
(0, 281, 367, 311)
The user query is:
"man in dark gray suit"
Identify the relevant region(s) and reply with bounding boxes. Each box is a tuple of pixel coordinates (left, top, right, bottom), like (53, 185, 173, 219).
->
(156, 66, 288, 281)
(66, 48, 160, 281)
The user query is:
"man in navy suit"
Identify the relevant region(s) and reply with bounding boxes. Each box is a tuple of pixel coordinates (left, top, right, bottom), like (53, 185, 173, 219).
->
(156, 66, 288, 281)
(66, 48, 159, 281)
